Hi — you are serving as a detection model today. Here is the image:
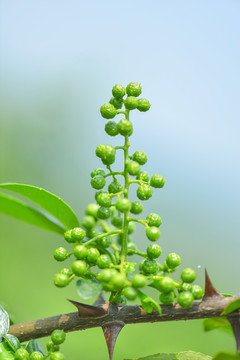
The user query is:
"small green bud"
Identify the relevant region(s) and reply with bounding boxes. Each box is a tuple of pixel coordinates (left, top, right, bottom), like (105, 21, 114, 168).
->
(100, 103, 117, 119)
(146, 226, 160, 241)
(127, 161, 140, 175)
(124, 96, 138, 110)
(112, 84, 125, 99)
(117, 119, 133, 136)
(71, 227, 86, 241)
(136, 171, 150, 182)
(14, 349, 29, 360)
(130, 201, 143, 215)
(90, 168, 105, 178)
(54, 273, 70, 288)
(86, 227, 99, 239)
(147, 244, 162, 259)
(50, 352, 64, 360)
(108, 181, 123, 194)
(166, 253, 181, 269)
(85, 203, 99, 218)
(86, 247, 100, 265)
(111, 216, 123, 228)
(30, 352, 44, 360)
(111, 273, 126, 289)
(160, 291, 175, 305)
(181, 268, 196, 283)
(150, 174, 166, 188)
(126, 82, 142, 97)
(137, 98, 151, 112)
(146, 213, 162, 227)
(81, 216, 95, 230)
(177, 291, 194, 308)
(64, 229, 75, 243)
(116, 198, 131, 212)
(137, 184, 152, 200)
(123, 286, 138, 300)
(91, 175, 106, 190)
(142, 259, 159, 275)
(96, 144, 106, 158)
(97, 254, 111, 269)
(101, 145, 116, 165)
(96, 192, 112, 207)
(46, 341, 60, 352)
(97, 206, 111, 219)
(192, 285, 204, 299)
(158, 277, 175, 293)
(73, 245, 88, 260)
(109, 97, 123, 110)
(54, 247, 68, 262)
(105, 121, 119, 136)
(132, 150, 147, 165)
(97, 236, 111, 248)
(60, 268, 73, 277)
(51, 330, 66, 345)
(72, 260, 87, 276)
(128, 221, 135, 235)
(132, 274, 147, 288)
(97, 269, 117, 282)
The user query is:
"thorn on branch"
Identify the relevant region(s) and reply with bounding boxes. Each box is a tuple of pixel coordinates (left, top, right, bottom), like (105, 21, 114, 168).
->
(228, 315, 240, 352)
(102, 321, 125, 360)
(204, 269, 223, 298)
(68, 299, 108, 318)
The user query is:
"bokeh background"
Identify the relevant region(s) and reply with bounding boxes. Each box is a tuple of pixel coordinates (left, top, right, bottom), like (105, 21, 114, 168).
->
(0, 1, 240, 359)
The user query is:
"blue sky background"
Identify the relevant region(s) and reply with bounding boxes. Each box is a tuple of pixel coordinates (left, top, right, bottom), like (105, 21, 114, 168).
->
(0, 1, 239, 359)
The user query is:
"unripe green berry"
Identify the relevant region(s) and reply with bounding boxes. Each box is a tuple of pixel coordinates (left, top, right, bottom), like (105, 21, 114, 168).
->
(127, 242, 137, 255)
(91, 175, 106, 190)
(108, 181, 123, 194)
(97, 236, 111, 248)
(192, 285, 204, 299)
(127, 161, 140, 176)
(147, 244, 162, 259)
(96, 192, 112, 207)
(105, 121, 119, 136)
(30, 352, 43, 360)
(150, 174, 166, 188)
(132, 150, 147, 165)
(101, 145, 116, 165)
(126, 82, 142, 97)
(100, 103, 117, 119)
(81, 216, 95, 230)
(116, 198, 131, 212)
(142, 259, 158, 275)
(146, 226, 161, 241)
(86, 227, 99, 239)
(137, 184, 152, 200)
(181, 268, 196, 283)
(97, 254, 111, 269)
(74, 245, 88, 260)
(111, 273, 126, 289)
(136, 171, 150, 182)
(54, 247, 68, 262)
(137, 98, 151, 112)
(71, 227, 86, 242)
(180, 283, 192, 292)
(146, 213, 162, 227)
(123, 286, 138, 300)
(46, 341, 60, 352)
(132, 274, 147, 288)
(109, 97, 123, 110)
(54, 273, 70, 288)
(111, 216, 123, 228)
(51, 330, 66, 345)
(60, 268, 73, 277)
(158, 277, 175, 293)
(97, 206, 111, 219)
(14, 349, 29, 360)
(117, 119, 133, 136)
(50, 352, 64, 360)
(177, 291, 194, 308)
(128, 222, 135, 234)
(64, 229, 75, 243)
(85, 203, 99, 218)
(160, 291, 175, 305)
(166, 253, 181, 269)
(90, 168, 105, 178)
(97, 269, 116, 282)
(130, 201, 143, 215)
(86, 247, 100, 265)
(112, 84, 125, 99)
(124, 96, 138, 110)
(96, 144, 106, 158)
(72, 260, 87, 276)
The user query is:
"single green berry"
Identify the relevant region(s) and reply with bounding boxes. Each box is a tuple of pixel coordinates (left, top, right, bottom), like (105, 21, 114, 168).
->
(108, 181, 123, 194)
(90, 168, 105, 178)
(60, 268, 73, 277)
(112, 84, 125, 99)
(124, 96, 138, 110)
(101, 145, 116, 165)
(150, 174, 166, 188)
(192, 285, 204, 299)
(54, 273, 70, 288)
(137, 98, 151, 112)
(51, 330, 66, 345)
(126, 82, 142, 97)
(72, 260, 87, 276)
(146, 226, 161, 241)
(128, 221, 135, 234)
(105, 120, 119, 136)
(147, 244, 162, 259)
(117, 119, 133, 136)
(136, 171, 150, 182)
(50, 352, 64, 360)
(71, 227, 86, 242)
(97, 236, 111, 248)
(97, 254, 111, 269)
(127, 161, 140, 176)
(177, 291, 194, 308)
(91, 175, 106, 190)
(30, 351, 43, 360)
(14, 349, 29, 360)
(109, 97, 123, 110)
(146, 213, 162, 227)
(180, 283, 192, 292)
(96, 144, 106, 158)
(166, 253, 181, 269)
(111, 273, 126, 289)
(46, 341, 60, 352)
(132, 274, 147, 288)
(127, 242, 137, 255)
(97, 206, 111, 219)
(81, 216, 95, 230)
(86, 227, 99, 239)
(116, 198, 131, 212)
(85, 203, 99, 218)
(142, 259, 158, 275)
(123, 286, 138, 300)
(64, 229, 75, 243)
(158, 277, 175, 293)
(160, 291, 175, 305)
(73, 245, 88, 260)
(132, 150, 147, 165)
(111, 216, 123, 228)
(96, 192, 112, 207)
(97, 269, 117, 282)
(100, 103, 117, 119)
(130, 201, 143, 214)
(137, 184, 152, 200)
(54, 247, 68, 262)
(86, 247, 100, 265)
(102, 282, 115, 291)
(181, 268, 196, 283)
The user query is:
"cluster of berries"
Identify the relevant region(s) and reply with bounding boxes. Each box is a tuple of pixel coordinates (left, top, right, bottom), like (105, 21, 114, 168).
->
(53, 83, 203, 311)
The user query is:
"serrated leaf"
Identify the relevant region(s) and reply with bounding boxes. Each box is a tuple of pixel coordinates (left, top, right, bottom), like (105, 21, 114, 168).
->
(2, 335, 20, 352)
(0, 183, 79, 230)
(213, 352, 240, 360)
(202, 318, 232, 334)
(25, 339, 44, 355)
(125, 350, 212, 359)
(221, 298, 240, 316)
(0, 306, 9, 342)
(0, 192, 65, 234)
(76, 279, 102, 300)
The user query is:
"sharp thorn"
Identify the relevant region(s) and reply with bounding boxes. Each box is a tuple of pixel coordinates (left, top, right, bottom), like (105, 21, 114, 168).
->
(204, 269, 222, 298)
(94, 292, 106, 306)
(228, 316, 240, 352)
(102, 321, 125, 360)
(68, 299, 108, 318)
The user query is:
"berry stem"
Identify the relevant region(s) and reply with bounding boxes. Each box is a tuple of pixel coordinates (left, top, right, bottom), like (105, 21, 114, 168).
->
(104, 171, 124, 178)
(128, 218, 148, 227)
(84, 230, 122, 246)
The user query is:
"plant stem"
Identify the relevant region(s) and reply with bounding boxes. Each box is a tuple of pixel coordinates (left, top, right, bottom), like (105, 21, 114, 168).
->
(84, 230, 122, 247)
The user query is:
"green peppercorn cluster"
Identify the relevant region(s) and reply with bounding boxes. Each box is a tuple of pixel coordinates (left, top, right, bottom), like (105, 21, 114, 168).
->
(53, 83, 203, 311)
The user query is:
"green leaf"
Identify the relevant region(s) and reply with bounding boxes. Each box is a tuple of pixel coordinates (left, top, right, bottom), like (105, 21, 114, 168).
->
(0, 343, 14, 360)
(202, 318, 233, 334)
(125, 350, 212, 359)
(213, 352, 240, 360)
(2, 335, 20, 352)
(0, 192, 65, 234)
(0, 306, 9, 342)
(76, 279, 102, 300)
(0, 183, 79, 230)
(25, 340, 44, 355)
(221, 298, 240, 316)
(138, 291, 162, 315)
(222, 294, 233, 297)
